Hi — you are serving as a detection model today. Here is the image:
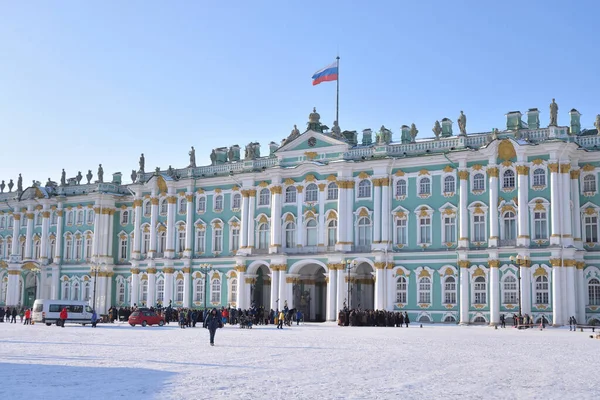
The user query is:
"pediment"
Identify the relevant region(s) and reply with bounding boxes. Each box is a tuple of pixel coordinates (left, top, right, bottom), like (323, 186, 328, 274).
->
(276, 130, 349, 154)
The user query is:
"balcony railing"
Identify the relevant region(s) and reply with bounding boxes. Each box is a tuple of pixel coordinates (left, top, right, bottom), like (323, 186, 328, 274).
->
(498, 239, 516, 247)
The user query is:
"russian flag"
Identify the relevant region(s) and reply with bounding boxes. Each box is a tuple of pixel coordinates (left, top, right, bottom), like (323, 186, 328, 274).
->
(312, 61, 338, 86)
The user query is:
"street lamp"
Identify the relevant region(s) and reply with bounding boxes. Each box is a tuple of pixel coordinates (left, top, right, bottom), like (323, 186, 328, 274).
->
(198, 263, 211, 311)
(90, 263, 106, 313)
(509, 254, 530, 323)
(344, 259, 356, 310)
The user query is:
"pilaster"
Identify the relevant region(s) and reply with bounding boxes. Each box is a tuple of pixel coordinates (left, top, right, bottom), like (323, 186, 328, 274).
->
(269, 185, 282, 253)
(549, 162, 561, 245)
(130, 267, 140, 307)
(560, 163, 573, 247)
(570, 169, 582, 247)
(458, 170, 469, 248)
(165, 192, 177, 258)
(458, 259, 470, 324)
(24, 208, 34, 259)
(296, 186, 304, 248)
(487, 166, 499, 247)
(372, 179, 382, 245)
(516, 165, 530, 247)
(488, 258, 500, 325)
(184, 193, 194, 258)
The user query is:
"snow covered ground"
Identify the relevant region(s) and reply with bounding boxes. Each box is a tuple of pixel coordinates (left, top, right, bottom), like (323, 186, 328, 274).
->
(0, 321, 597, 400)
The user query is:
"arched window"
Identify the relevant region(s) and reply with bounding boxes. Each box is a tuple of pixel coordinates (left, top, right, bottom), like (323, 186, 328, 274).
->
(75, 237, 83, 260)
(33, 240, 41, 259)
(72, 281, 80, 301)
(584, 214, 598, 243)
(229, 278, 238, 303)
(533, 168, 546, 186)
(327, 182, 338, 200)
(444, 276, 456, 304)
(62, 281, 70, 300)
(306, 219, 317, 246)
(503, 275, 517, 304)
(66, 211, 74, 225)
(196, 229, 206, 254)
(327, 219, 337, 247)
(65, 237, 73, 260)
(211, 278, 221, 303)
(197, 196, 206, 213)
(232, 193, 241, 209)
(503, 212, 516, 240)
(396, 276, 407, 303)
(473, 173, 485, 191)
(535, 275, 549, 304)
(395, 218, 407, 246)
(418, 277, 431, 303)
(214, 195, 223, 211)
(142, 231, 150, 255)
(121, 210, 129, 225)
(444, 315, 457, 323)
(285, 186, 297, 203)
(474, 276, 487, 304)
(87, 209, 95, 225)
(533, 210, 548, 240)
(503, 170, 515, 189)
(35, 213, 42, 226)
(358, 180, 371, 198)
(213, 227, 223, 252)
(120, 236, 128, 259)
(194, 279, 205, 303)
(141, 279, 148, 303)
(176, 280, 184, 302)
(177, 230, 186, 253)
(118, 282, 125, 304)
(231, 225, 240, 251)
(444, 176, 455, 193)
(157, 231, 166, 254)
(160, 199, 167, 215)
(357, 216, 372, 247)
(584, 175, 596, 192)
(305, 183, 318, 202)
(76, 211, 84, 225)
(48, 239, 55, 260)
(83, 281, 91, 302)
(396, 179, 407, 197)
(156, 279, 165, 303)
(419, 177, 431, 195)
(588, 278, 600, 306)
(257, 223, 269, 249)
(143, 201, 151, 217)
(179, 198, 187, 214)
(285, 222, 296, 248)
(0, 216, 4, 230)
(259, 188, 270, 206)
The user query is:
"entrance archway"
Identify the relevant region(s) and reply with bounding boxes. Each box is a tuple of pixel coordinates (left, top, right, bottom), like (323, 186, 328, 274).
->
(352, 261, 375, 310)
(24, 272, 37, 308)
(293, 263, 327, 322)
(252, 265, 271, 309)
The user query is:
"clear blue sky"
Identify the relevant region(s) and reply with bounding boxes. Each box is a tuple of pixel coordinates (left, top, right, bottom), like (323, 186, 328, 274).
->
(1, 1, 599, 186)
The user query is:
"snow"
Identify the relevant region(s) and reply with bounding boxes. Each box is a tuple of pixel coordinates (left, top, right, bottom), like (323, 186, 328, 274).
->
(0, 321, 597, 400)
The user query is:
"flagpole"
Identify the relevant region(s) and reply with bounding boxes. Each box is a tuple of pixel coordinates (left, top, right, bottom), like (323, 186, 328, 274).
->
(336, 56, 340, 125)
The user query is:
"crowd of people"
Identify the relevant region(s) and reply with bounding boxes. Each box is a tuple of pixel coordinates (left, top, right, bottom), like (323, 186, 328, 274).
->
(0, 307, 30, 324)
(338, 309, 411, 327)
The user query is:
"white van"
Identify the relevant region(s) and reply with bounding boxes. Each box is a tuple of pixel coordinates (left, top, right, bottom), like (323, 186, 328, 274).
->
(32, 299, 93, 326)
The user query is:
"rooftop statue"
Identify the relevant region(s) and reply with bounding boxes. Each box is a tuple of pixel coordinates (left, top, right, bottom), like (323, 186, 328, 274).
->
(189, 146, 196, 168)
(410, 123, 418, 143)
(8, 179, 13, 192)
(210, 149, 217, 165)
(154, 166, 160, 175)
(549, 99, 558, 126)
(331, 120, 341, 137)
(97, 164, 104, 183)
(167, 165, 175, 177)
(432, 121, 442, 139)
(283, 125, 301, 146)
(228, 145, 241, 162)
(492, 128, 499, 140)
(595, 114, 600, 135)
(131, 169, 137, 183)
(0, 180, 4, 193)
(139, 153, 145, 173)
(61, 169, 67, 186)
(17, 174, 22, 192)
(458, 111, 467, 136)
(86, 170, 93, 184)
(377, 125, 392, 144)
(308, 107, 320, 124)
(76, 171, 82, 185)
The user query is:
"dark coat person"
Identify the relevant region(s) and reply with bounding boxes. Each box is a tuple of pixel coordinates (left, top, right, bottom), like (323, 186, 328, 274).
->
(203, 308, 222, 346)
(404, 311, 410, 327)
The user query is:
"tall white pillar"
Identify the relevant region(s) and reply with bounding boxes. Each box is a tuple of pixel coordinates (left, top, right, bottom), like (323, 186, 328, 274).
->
(149, 197, 159, 257)
(165, 194, 177, 258)
(386, 267, 395, 311)
(106, 272, 113, 312)
(240, 191, 250, 249)
(318, 184, 326, 247)
(374, 264, 385, 309)
(337, 268, 347, 312)
(92, 205, 102, 258)
(296, 186, 304, 248)
(247, 191, 256, 250)
(346, 182, 354, 246)
(24, 210, 34, 259)
(51, 265, 59, 300)
(516, 165, 530, 247)
(54, 209, 63, 263)
(278, 267, 287, 308)
(270, 186, 282, 252)
(373, 179, 382, 245)
(336, 182, 347, 249)
(327, 264, 338, 321)
(520, 263, 532, 316)
(182, 266, 191, 308)
(571, 170, 582, 246)
(489, 260, 500, 325)
(269, 266, 279, 310)
(106, 210, 115, 259)
(576, 262, 586, 323)
(381, 178, 390, 246)
(164, 267, 174, 304)
(184, 193, 194, 258)
(147, 268, 156, 307)
(549, 163, 561, 245)
(11, 213, 21, 257)
(235, 266, 245, 309)
(132, 199, 142, 259)
(458, 171, 469, 248)
(488, 167, 499, 247)
(565, 261, 576, 321)
(40, 208, 50, 264)
(6, 269, 20, 306)
(130, 268, 140, 307)
(551, 259, 563, 325)
(459, 260, 470, 324)
(561, 164, 573, 247)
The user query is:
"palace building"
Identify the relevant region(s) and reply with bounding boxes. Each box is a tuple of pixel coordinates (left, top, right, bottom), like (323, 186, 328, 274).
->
(1, 105, 600, 326)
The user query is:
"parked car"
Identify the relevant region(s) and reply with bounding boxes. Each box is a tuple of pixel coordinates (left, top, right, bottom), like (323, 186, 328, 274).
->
(128, 310, 165, 327)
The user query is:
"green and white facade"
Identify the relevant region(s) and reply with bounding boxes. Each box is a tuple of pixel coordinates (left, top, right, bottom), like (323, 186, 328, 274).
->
(2, 107, 600, 325)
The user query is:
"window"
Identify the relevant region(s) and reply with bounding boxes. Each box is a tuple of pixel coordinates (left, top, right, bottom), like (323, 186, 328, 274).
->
(141, 280, 148, 303)
(65, 237, 73, 260)
(8, 216, 14, 228)
(584, 215, 598, 243)
(305, 184, 318, 202)
(285, 186, 297, 203)
(85, 236, 92, 259)
(358, 180, 371, 198)
(503, 212, 516, 240)
(230, 278, 238, 303)
(257, 223, 269, 250)
(121, 210, 129, 225)
(584, 175, 596, 193)
(62, 282, 70, 300)
(142, 231, 150, 255)
(232, 193, 241, 209)
(395, 219, 407, 246)
(83, 281, 91, 301)
(535, 276, 549, 304)
(179, 198, 187, 214)
(214, 195, 223, 211)
(176, 280, 184, 302)
(197, 196, 206, 213)
(444, 276, 456, 304)
(259, 189, 270, 206)
(177, 230, 186, 253)
(396, 179, 407, 197)
(443, 216, 456, 243)
(48, 239, 54, 260)
(157, 231, 166, 254)
(306, 219, 317, 246)
(0, 216, 4, 230)
(419, 177, 431, 195)
(471, 173, 484, 191)
(213, 227, 223, 252)
(285, 222, 296, 248)
(533, 168, 546, 186)
(327, 182, 338, 200)
(419, 216, 432, 244)
(503, 275, 518, 304)
(211, 279, 221, 303)
(117, 282, 125, 304)
(503, 170, 515, 189)
(418, 277, 431, 303)
(67, 211, 74, 225)
(160, 199, 167, 215)
(533, 211, 548, 240)
(196, 230, 205, 254)
(76, 211, 84, 225)
(444, 176, 455, 194)
(474, 276, 487, 304)
(473, 215, 486, 242)
(75, 237, 83, 260)
(231, 227, 240, 251)
(120, 237, 128, 259)
(87, 210, 95, 225)
(194, 279, 205, 302)
(357, 217, 372, 246)
(588, 278, 600, 306)
(35, 213, 42, 226)
(396, 276, 407, 303)
(327, 219, 337, 247)
(144, 201, 151, 217)
(156, 279, 164, 302)
(72, 282, 80, 301)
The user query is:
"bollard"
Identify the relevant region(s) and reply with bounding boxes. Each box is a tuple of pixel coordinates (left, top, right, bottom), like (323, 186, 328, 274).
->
(420, 324, 423, 328)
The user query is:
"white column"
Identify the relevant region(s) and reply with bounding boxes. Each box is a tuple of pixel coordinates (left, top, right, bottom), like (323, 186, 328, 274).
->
(516, 166, 530, 247)
(576, 263, 586, 323)
(132, 199, 142, 259)
(374, 265, 385, 309)
(270, 186, 282, 252)
(489, 261, 500, 325)
(107, 210, 115, 259)
(561, 265, 568, 321)
(24, 210, 34, 259)
(551, 262, 563, 325)
(235, 267, 245, 309)
(54, 209, 63, 263)
(269, 267, 279, 310)
(549, 163, 561, 245)
(185, 194, 194, 258)
(149, 197, 159, 256)
(373, 180, 382, 245)
(40, 208, 50, 264)
(521, 264, 532, 316)
(51, 265, 59, 300)
(346, 183, 354, 246)
(566, 263, 576, 321)
(98, 274, 107, 313)
(337, 268, 347, 312)
(458, 171, 469, 247)
(92, 206, 101, 258)
(130, 269, 140, 307)
(11, 213, 21, 257)
(381, 178, 391, 246)
(6, 269, 19, 305)
(459, 261, 470, 324)
(147, 269, 156, 307)
(571, 170, 582, 246)
(278, 268, 287, 308)
(386, 268, 395, 311)
(318, 184, 326, 247)
(488, 167, 499, 247)
(327, 266, 338, 320)
(296, 186, 304, 248)
(165, 195, 176, 258)
(244, 275, 254, 309)
(561, 164, 573, 247)
(183, 267, 191, 308)
(240, 191, 249, 249)
(247, 191, 256, 250)
(106, 272, 113, 312)
(336, 183, 347, 249)
(164, 268, 174, 304)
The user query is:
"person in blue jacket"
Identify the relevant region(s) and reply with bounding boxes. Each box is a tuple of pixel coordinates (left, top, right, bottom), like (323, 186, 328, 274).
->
(203, 308, 222, 346)
(91, 310, 98, 328)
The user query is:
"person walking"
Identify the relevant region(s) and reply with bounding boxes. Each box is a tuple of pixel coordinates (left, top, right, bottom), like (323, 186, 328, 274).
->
(500, 314, 506, 329)
(179, 310, 186, 329)
(11, 307, 17, 323)
(404, 311, 410, 328)
(204, 308, 222, 346)
(277, 310, 285, 329)
(59, 307, 68, 327)
(296, 310, 302, 325)
(24, 309, 31, 325)
(91, 310, 98, 328)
